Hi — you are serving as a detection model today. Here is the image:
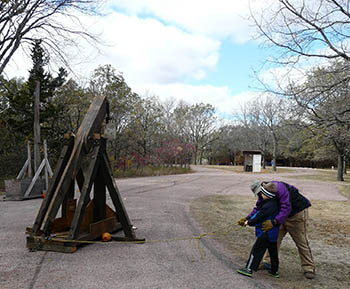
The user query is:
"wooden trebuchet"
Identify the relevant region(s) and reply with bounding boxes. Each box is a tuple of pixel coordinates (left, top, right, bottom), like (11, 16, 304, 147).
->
(26, 95, 141, 253)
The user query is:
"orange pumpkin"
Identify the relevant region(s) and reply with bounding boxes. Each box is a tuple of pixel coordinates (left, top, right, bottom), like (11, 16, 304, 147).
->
(102, 232, 111, 242)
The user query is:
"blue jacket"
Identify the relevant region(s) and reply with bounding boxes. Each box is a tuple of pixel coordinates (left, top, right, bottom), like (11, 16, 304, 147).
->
(247, 197, 280, 242)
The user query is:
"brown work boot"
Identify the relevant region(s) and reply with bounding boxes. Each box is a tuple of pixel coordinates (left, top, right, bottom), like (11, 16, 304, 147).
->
(304, 272, 315, 279)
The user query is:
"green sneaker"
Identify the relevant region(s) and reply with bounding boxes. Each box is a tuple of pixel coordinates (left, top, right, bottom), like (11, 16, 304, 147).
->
(237, 267, 253, 277)
(268, 270, 279, 278)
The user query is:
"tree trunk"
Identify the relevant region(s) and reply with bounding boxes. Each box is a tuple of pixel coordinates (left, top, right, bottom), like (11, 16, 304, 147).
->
(262, 153, 266, 169)
(337, 154, 344, 181)
(194, 145, 198, 165)
(272, 134, 277, 172)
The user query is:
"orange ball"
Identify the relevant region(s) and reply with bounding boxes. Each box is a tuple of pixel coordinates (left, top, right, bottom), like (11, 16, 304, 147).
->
(102, 232, 111, 242)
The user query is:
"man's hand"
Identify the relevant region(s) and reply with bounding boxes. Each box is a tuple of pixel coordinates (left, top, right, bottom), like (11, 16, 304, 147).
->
(237, 217, 247, 226)
(262, 219, 276, 232)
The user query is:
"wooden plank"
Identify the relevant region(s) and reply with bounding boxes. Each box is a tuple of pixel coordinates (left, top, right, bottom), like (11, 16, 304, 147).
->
(23, 159, 46, 197)
(101, 151, 135, 239)
(16, 158, 29, 180)
(68, 145, 101, 240)
(32, 136, 74, 234)
(94, 140, 106, 222)
(79, 200, 94, 233)
(26, 236, 77, 253)
(51, 217, 71, 232)
(27, 141, 32, 178)
(89, 217, 118, 239)
(42, 95, 107, 234)
(106, 204, 117, 219)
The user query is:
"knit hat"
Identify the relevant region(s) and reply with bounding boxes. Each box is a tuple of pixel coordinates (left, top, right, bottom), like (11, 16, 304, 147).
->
(251, 180, 276, 198)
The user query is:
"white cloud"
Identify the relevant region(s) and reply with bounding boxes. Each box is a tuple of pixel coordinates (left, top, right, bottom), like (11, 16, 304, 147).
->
(69, 11, 221, 85)
(106, 0, 254, 43)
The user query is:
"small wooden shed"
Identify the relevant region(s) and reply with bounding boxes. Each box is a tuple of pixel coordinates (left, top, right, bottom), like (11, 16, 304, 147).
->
(243, 150, 262, 172)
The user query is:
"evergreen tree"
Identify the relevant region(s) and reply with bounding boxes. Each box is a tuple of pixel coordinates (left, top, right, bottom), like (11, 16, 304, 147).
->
(4, 40, 67, 140)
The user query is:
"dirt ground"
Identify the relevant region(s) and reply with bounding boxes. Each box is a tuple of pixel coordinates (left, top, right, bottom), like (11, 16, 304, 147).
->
(190, 169, 350, 289)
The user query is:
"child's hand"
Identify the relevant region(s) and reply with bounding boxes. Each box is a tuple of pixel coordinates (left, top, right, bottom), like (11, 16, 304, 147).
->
(237, 217, 247, 226)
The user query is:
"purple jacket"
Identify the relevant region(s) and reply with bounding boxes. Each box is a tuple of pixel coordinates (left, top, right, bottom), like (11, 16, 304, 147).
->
(247, 181, 311, 225)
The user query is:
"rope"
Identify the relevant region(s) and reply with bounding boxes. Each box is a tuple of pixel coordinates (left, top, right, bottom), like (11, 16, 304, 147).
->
(32, 224, 244, 261)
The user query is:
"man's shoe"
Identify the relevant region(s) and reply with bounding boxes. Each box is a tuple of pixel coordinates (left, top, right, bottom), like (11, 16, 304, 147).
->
(304, 272, 315, 279)
(267, 270, 279, 278)
(263, 262, 271, 270)
(237, 267, 253, 277)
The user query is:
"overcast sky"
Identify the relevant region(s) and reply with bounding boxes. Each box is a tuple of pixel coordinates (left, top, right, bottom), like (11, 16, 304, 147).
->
(5, 0, 276, 118)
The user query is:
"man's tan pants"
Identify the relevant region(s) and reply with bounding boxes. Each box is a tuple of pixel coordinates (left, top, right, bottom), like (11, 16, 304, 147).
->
(264, 208, 315, 273)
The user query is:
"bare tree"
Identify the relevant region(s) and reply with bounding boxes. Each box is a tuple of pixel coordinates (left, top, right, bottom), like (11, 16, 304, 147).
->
(241, 95, 286, 171)
(250, 0, 350, 65)
(250, 0, 350, 179)
(0, 0, 102, 76)
(290, 60, 350, 180)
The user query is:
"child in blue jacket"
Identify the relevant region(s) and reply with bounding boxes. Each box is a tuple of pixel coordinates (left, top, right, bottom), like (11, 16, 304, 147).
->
(237, 183, 280, 278)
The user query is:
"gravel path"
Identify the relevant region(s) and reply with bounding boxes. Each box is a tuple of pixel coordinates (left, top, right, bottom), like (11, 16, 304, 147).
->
(0, 166, 346, 289)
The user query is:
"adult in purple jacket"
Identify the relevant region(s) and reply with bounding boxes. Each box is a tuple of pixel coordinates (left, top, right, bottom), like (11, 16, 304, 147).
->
(238, 180, 315, 279)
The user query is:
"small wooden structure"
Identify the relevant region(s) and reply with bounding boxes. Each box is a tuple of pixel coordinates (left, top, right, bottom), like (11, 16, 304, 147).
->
(5, 140, 53, 200)
(243, 150, 262, 173)
(26, 95, 141, 253)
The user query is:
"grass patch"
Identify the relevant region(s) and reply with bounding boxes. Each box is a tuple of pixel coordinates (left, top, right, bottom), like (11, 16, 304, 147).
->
(191, 194, 350, 289)
(114, 165, 192, 178)
(284, 169, 350, 200)
(286, 169, 350, 183)
(202, 165, 297, 174)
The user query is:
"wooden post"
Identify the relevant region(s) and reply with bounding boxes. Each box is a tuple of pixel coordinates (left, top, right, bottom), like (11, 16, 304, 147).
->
(33, 80, 41, 172)
(27, 141, 32, 178)
(44, 140, 49, 190)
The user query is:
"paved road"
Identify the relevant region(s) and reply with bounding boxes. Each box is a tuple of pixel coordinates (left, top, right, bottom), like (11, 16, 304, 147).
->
(0, 166, 346, 289)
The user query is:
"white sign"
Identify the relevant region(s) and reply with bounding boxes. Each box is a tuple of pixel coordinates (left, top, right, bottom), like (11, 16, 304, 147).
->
(253, 154, 262, 172)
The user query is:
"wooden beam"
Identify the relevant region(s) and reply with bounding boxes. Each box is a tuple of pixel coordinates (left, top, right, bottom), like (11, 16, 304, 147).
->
(93, 138, 106, 222)
(101, 151, 135, 239)
(33, 81, 41, 172)
(68, 145, 101, 240)
(23, 159, 46, 197)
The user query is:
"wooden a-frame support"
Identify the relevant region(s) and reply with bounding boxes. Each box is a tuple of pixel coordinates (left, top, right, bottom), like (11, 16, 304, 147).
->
(26, 95, 141, 253)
